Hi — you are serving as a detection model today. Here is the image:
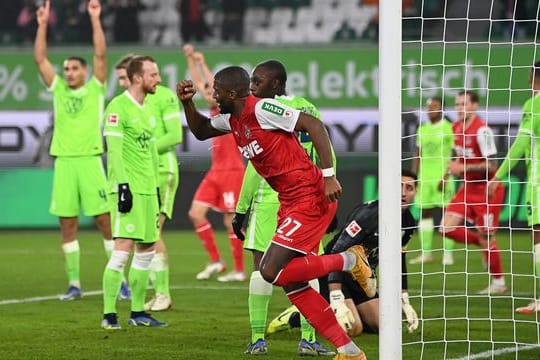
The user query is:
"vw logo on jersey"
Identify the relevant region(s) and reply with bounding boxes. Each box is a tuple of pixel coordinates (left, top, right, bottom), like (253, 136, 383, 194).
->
(244, 125, 251, 139)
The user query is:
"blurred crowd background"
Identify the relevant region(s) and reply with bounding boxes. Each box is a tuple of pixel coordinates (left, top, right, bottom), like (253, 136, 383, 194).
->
(1, 0, 539, 47)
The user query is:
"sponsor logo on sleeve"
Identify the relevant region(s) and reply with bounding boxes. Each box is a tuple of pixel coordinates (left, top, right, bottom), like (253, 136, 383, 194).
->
(262, 102, 285, 116)
(107, 114, 119, 126)
(345, 220, 362, 237)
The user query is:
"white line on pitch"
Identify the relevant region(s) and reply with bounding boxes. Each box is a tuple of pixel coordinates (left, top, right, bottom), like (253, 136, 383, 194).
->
(0, 284, 247, 306)
(448, 344, 539, 360)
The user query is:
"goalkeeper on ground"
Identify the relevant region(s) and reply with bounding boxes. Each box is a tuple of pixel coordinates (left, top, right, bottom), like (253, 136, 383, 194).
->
(268, 170, 419, 336)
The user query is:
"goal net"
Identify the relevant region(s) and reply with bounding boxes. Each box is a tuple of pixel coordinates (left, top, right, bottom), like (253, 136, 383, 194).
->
(393, 0, 540, 359)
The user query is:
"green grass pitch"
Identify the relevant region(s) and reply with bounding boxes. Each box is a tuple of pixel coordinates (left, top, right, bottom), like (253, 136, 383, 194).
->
(0, 229, 539, 359)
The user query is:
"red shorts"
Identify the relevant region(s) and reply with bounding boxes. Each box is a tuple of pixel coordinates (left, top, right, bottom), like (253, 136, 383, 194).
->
(271, 196, 338, 255)
(445, 182, 505, 233)
(193, 169, 244, 212)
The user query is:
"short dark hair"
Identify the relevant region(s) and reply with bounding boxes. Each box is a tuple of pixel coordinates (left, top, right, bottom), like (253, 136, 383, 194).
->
(215, 66, 250, 93)
(402, 169, 418, 184)
(66, 56, 87, 67)
(255, 60, 287, 85)
(115, 54, 136, 70)
(532, 61, 540, 80)
(126, 55, 156, 82)
(458, 90, 479, 104)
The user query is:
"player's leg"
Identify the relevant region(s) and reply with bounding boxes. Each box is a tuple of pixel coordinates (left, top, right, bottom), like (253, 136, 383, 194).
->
(80, 156, 131, 300)
(218, 172, 246, 282)
(146, 171, 178, 311)
(439, 187, 481, 245)
(127, 194, 166, 327)
(102, 237, 133, 329)
(475, 185, 506, 294)
(189, 174, 225, 279)
(50, 157, 83, 300)
(410, 180, 435, 264)
(441, 179, 457, 264)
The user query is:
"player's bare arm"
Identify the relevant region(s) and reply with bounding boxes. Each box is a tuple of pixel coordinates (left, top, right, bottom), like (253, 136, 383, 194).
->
(176, 80, 225, 140)
(33, 0, 55, 87)
(88, 0, 107, 83)
(411, 147, 420, 174)
(295, 113, 342, 201)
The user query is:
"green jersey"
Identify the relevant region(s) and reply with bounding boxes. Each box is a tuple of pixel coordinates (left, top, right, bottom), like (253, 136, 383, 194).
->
(104, 91, 158, 195)
(236, 95, 334, 212)
(48, 75, 105, 156)
(146, 85, 183, 174)
(496, 92, 540, 183)
(416, 118, 454, 181)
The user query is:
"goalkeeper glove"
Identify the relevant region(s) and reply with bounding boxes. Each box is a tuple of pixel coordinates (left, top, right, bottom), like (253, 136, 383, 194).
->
(330, 289, 355, 331)
(118, 183, 133, 213)
(232, 212, 246, 240)
(156, 187, 162, 210)
(401, 292, 418, 333)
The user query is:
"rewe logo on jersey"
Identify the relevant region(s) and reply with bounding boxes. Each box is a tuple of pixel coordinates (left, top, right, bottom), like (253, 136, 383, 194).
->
(262, 102, 285, 116)
(241, 140, 263, 159)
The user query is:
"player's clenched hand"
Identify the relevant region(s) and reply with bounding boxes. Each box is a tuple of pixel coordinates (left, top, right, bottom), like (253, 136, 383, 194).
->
(87, 0, 101, 18)
(232, 212, 246, 241)
(330, 290, 355, 331)
(118, 183, 133, 213)
(183, 44, 194, 57)
(401, 292, 419, 333)
(36, 0, 50, 25)
(324, 177, 342, 201)
(176, 80, 196, 102)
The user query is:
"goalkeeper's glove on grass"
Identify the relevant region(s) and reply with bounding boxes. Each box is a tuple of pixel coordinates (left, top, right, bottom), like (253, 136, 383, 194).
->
(232, 212, 246, 240)
(401, 292, 418, 333)
(330, 289, 355, 331)
(118, 183, 133, 213)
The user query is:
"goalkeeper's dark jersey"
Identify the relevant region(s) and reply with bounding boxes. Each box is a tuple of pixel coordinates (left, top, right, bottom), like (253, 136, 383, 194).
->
(325, 200, 417, 289)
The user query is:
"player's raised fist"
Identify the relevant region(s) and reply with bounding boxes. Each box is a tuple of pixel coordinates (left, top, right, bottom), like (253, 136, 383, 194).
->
(183, 44, 194, 56)
(193, 52, 205, 64)
(87, 0, 101, 18)
(36, 0, 50, 26)
(176, 80, 196, 102)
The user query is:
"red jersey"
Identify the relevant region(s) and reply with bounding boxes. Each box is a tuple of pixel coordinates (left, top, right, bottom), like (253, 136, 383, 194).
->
(207, 106, 244, 171)
(210, 95, 324, 203)
(452, 116, 497, 182)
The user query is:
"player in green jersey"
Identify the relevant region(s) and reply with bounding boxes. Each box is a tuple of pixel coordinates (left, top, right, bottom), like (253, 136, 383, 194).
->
(114, 55, 183, 312)
(101, 56, 166, 329)
(33, 0, 129, 301)
(234, 60, 335, 356)
(409, 97, 456, 265)
(489, 61, 540, 314)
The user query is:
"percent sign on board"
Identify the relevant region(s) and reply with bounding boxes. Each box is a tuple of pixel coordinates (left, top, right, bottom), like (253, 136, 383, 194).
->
(0, 65, 28, 101)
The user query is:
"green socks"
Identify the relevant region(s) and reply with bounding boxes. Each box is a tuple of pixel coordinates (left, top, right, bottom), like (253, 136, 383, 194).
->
(249, 271, 273, 342)
(150, 253, 170, 296)
(102, 250, 129, 314)
(419, 218, 434, 252)
(62, 240, 80, 288)
(129, 251, 155, 312)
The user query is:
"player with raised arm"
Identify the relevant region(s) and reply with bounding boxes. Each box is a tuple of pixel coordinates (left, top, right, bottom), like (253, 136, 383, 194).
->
(101, 56, 166, 329)
(183, 44, 246, 282)
(234, 60, 335, 356)
(269, 170, 419, 337)
(488, 61, 540, 313)
(33, 0, 131, 301)
(114, 55, 183, 312)
(440, 90, 506, 294)
(177, 66, 372, 360)
(409, 97, 456, 265)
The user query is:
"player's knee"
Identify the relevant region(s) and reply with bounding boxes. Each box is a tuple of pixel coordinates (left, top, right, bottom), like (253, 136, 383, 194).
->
(188, 209, 204, 224)
(259, 267, 279, 284)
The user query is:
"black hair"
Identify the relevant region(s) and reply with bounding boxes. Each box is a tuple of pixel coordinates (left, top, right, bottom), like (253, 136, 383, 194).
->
(402, 169, 418, 183)
(255, 60, 287, 85)
(457, 90, 479, 104)
(215, 66, 250, 94)
(532, 61, 540, 80)
(66, 56, 87, 67)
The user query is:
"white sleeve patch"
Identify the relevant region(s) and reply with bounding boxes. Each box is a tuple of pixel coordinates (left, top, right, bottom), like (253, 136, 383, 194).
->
(254, 98, 300, 132)
(210, 113, 231, 132)
(345, 220, 362, 237)
(477, 126, 497, 157)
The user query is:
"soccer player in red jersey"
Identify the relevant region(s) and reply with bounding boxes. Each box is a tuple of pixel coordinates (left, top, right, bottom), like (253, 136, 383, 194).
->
(183, 45, 246, 282)
(177, 66, 371, 360)
(440, 90, 506, 294)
